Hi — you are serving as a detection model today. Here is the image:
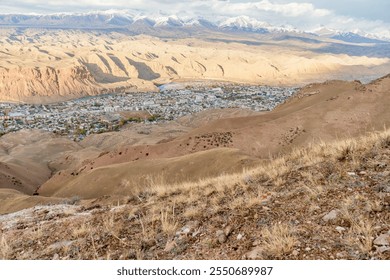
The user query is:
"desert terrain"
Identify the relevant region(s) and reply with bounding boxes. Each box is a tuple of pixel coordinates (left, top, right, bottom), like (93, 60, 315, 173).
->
(0, 74, 389, 260)
(0, 28, 389, 103)
(0, 11, 390, 260)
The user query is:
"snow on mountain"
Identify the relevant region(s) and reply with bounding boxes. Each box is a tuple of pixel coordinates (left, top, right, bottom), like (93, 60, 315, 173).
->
(218, 16, 270, 33)
(0, 11, 388, 42)
(153, 15, 184, 27)
(331, 32, 387, 44)
(310, 26, 388, 43)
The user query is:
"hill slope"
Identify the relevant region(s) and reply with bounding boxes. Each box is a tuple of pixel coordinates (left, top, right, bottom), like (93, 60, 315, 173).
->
(1, 129, 389, 259)
(0, 28, 389, 102)
(39, 74, 390, 196)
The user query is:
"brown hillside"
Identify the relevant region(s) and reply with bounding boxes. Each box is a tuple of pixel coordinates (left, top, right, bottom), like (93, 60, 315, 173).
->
(1, 129, 390, 259)
(1, 29, 388, 102)
(38, 148, 261, 199)
(0, 130, 80, 194)
(49, 75, 390, 177)
(35, 75, 390, 202)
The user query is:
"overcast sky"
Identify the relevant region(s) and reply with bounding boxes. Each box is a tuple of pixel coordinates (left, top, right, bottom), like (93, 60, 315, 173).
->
(1, 0, 389, 37)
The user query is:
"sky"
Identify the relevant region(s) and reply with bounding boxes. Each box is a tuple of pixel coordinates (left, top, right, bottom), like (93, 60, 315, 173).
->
(0, 0, 389, 37)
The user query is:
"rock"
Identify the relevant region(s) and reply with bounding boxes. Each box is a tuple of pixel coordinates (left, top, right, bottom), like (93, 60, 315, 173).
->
(347, 180, 365, 188)
(48, 240, 74, 250)
(164, 240, 177, 252)
(373, 233, 390, 246)
(224, 226, 232, 237)
(181, 226, 191, 234)
(336, 252, 347, 259)
(216, 230, 227, 244)
(141, 239, 156, 250)
(347, 172, 357, 176)
(292, 250, 299, 256)
(192, 229, 201, 238)
(311, 206, 321, 212)
(245, 247, 262, 260)
(305, 247, 311, 252)
(52, 253, 59, 260)
(375, 162, 387, 170)
(376, 246, 390, 254)
(371, 203, 383, 212)
(336, 226, 346, 233)
(374, 183, 390, 193)
(176, 221, 199, 237)
(237, 234, 243, 240)
(322, 210, 340, 223)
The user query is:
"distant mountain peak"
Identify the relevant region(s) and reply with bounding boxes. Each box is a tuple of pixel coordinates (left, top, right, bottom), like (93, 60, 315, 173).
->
(0, 11, 388, 42)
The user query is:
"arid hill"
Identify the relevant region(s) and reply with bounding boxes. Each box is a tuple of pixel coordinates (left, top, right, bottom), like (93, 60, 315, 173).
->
(0, 130, 80, 195)
(1, 127, 389, 260)
(1, 74, 390, 260)
(0, 74, 388, 204)
(0, 28, 389, 102)
(34, 75, 390, 200)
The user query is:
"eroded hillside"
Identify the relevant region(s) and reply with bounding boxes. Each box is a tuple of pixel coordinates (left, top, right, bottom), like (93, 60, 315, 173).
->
(0, 28, 389, 102)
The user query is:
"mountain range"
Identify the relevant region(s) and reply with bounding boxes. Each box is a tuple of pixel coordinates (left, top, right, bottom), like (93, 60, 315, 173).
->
(0, 11, 389, 44)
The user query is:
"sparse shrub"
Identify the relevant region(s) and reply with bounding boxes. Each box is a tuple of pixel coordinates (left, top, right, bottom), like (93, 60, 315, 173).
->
(261, 223, 297, 259)
(160, 207, 178, 236)
(348, 220, 373, 255)
(0, 234, 10, 259)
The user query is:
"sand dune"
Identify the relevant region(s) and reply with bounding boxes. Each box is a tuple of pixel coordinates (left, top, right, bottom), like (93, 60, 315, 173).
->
(0, 29, 389, 102)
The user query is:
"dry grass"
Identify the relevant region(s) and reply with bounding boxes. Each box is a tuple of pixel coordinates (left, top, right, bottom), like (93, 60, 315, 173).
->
(348, 220, 374, 255)
(140, 129, 390, 205)
(261, 223, 297, 258)
(0, 234, 10, 259)
(160, 206, 178, 236)
(183, 207, 202, 219)
(72, 221, 91, 238)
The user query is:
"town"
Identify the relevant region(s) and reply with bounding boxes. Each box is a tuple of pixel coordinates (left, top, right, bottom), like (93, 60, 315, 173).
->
(0, 84, 297, 141)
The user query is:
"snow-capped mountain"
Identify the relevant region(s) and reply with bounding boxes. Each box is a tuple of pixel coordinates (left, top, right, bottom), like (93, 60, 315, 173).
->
(218, 16, 300, 34)
(0, 12, 134, 28)
(218, 16, 270, 33)
(153, 15, 184, 27)
(0, 11, 300, 33)
(0, 11, 388, 42)
(311, 27, 388, 43)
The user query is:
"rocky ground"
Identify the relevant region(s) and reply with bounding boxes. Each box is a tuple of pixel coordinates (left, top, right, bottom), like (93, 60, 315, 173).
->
(0, 129, 389, 260)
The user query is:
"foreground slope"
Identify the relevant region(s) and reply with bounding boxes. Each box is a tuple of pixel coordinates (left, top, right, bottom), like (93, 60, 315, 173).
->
(1, 129, 389, 259)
